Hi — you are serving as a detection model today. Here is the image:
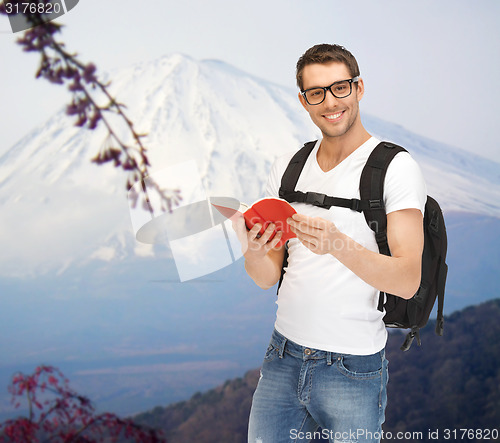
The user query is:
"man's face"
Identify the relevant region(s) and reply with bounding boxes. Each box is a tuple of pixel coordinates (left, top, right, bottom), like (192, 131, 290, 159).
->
(299, 62, 364, 140)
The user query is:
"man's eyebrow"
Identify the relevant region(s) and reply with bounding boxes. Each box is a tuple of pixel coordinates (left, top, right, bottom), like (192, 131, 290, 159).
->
(303, 79, 347, 90)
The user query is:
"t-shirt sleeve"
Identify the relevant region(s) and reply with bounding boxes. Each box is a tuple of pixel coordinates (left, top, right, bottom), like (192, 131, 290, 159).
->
(265, 161, 280, 198)
(265, 152, 294, 199)
(383, 152, 427, 215)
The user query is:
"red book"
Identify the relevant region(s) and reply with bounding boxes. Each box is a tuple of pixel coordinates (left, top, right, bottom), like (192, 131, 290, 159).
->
(211, 197, 296, 247)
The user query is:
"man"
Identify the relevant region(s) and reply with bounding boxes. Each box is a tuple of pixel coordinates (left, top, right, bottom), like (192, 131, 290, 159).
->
(235, 44, 427, 443)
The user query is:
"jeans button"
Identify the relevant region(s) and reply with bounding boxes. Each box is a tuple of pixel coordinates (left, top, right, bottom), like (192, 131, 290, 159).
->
(304, 348, 312, 355)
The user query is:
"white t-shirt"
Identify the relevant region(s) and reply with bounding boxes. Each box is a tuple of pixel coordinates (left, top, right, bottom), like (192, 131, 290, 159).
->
(265, 137, 427, 355)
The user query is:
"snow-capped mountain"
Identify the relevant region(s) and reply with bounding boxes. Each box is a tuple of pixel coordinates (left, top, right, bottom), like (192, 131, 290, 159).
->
(0, 53, 499, 277)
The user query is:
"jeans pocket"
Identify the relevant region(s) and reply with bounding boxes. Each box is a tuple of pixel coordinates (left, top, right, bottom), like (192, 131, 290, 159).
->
(337, 351, 383, 379)
(263, 342, 279, 363)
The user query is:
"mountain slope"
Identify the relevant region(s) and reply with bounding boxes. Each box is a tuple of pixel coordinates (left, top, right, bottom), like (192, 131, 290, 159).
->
(132, 299, 500, 443)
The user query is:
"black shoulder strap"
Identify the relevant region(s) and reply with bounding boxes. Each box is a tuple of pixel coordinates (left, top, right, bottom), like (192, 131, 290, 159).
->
(360, 142, 407, 254)
(279, 141, 317, 198)
(277, 142, 316, 294)
(360, 142, 407, 311)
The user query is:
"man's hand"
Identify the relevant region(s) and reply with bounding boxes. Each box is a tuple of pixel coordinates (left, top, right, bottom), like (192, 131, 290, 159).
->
(287, 213, 340, 255)
(231, 213, 283, 260)
(231, 213, 285, 289)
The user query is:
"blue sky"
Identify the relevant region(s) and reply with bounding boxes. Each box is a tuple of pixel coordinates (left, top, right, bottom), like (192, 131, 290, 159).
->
(1, 0, 499, 161)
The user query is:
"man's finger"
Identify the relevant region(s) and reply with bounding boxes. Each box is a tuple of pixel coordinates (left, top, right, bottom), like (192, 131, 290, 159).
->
(248, 223, 263, 240)
(288, 218, 322, 236)
(291, 213, 325, 229)
(294, 229, 317, 245)
(267, 230, 283, 250)
(259, 223, 277, 244)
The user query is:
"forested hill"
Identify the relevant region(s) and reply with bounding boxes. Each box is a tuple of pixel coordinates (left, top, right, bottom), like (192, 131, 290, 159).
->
(132, 299, 500, 443)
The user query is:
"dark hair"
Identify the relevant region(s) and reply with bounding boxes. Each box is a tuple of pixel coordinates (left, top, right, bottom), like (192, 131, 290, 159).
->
(296, 44, 360, 90)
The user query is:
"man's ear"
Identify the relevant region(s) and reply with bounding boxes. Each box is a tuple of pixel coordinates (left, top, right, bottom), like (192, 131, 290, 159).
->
(356, 77, 365, 101)
(298, 92, 309, 111)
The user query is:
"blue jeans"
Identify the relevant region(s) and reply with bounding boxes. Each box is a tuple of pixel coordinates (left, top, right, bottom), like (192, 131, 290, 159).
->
(248, 329, 388, 443)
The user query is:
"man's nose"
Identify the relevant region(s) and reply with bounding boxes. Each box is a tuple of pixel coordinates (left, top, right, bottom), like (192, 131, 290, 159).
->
(323, 87, 339, 106)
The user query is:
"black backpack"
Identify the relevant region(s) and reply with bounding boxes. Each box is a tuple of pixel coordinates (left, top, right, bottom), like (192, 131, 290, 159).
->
(278, 140, 448, 351)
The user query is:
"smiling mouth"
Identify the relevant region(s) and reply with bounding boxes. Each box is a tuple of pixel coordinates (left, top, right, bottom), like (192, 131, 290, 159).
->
(323, 111, 345, 122)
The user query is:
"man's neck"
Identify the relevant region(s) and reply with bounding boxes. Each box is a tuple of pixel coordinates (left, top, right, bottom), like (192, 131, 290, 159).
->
(316, 126, 371, 172)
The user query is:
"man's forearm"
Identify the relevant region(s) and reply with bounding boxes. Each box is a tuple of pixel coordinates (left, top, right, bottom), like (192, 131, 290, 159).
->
(288, 209, 424, 299)
(244, 253, 282, 290)
(331, 232, 421, 299)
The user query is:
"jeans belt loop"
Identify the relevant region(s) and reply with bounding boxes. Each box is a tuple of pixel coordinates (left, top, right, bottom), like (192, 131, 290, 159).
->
(326, 351, 332, 366)
(278, 338, 287, 359)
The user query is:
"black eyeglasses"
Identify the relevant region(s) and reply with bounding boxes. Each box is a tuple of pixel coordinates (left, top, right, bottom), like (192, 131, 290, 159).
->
(301, 77, 359, 105)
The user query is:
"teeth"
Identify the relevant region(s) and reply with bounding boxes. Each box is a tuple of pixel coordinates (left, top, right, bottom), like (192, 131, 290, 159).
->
(325, 111, 343, 120)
